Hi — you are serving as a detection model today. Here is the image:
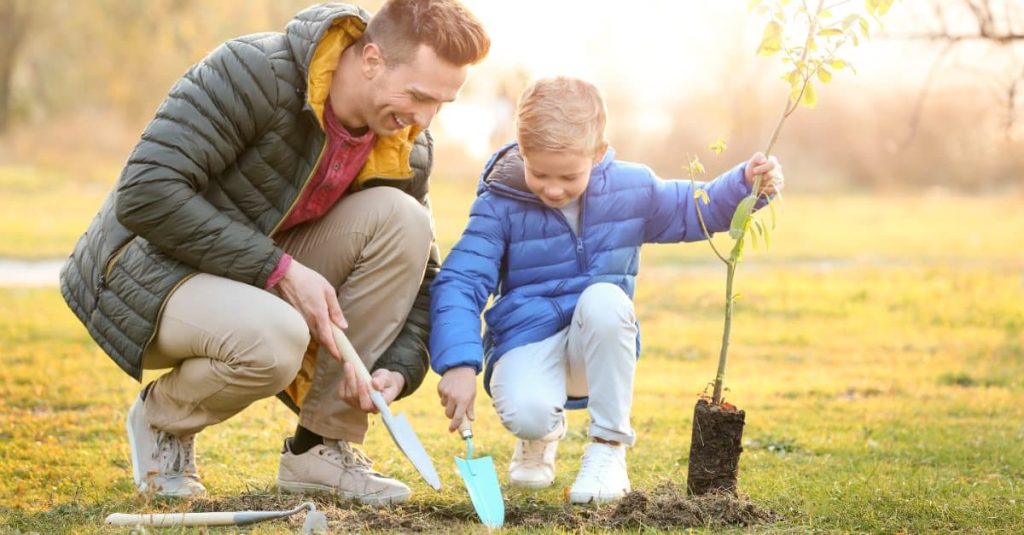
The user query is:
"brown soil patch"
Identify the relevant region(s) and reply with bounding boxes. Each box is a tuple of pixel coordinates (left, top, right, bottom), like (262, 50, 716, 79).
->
(175, 481, 774, 532)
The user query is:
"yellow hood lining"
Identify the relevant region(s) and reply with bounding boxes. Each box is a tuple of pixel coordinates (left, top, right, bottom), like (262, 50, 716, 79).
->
(306, 17, 422, 185)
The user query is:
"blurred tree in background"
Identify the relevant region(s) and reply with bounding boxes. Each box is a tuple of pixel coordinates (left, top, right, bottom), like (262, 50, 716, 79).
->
(0, 0, 1020, 193)
(0, 0, 33, 132)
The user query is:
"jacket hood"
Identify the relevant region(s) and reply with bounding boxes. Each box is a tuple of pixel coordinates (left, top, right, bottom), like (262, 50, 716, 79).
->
(285, 3, 423, 183)
(478, 142, 616, 203)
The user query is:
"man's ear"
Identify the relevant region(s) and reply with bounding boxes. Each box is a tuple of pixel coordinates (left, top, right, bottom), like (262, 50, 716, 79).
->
(361, 42, 385, 78)
(592, 142, 609, 166)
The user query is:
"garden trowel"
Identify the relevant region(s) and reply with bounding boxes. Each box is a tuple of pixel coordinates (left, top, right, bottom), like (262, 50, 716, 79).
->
(455, 419, 504, 529)
(330, 324, 441, 490)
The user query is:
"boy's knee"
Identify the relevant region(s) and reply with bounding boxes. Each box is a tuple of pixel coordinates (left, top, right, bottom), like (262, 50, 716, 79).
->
(576, 283, 635, 331)
(497, 398, 564, 440)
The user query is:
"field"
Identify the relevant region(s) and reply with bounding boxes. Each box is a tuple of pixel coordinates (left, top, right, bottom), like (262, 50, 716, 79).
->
(1, 172, 1022, 533)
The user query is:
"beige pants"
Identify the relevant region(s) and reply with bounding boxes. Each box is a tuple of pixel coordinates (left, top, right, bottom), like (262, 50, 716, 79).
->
(141, 187, 432, 442)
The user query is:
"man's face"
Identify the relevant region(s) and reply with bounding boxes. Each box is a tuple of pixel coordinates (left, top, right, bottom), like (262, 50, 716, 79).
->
(522, 149, 597, 209)
(363, 44, 467, 136)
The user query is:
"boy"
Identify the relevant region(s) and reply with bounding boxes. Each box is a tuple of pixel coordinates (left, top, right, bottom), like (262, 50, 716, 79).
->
(430, 77, 782, 503)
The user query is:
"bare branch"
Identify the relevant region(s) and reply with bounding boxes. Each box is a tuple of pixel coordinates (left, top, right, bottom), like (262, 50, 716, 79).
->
(889, 33, 1024, 43)
(900, 41, 955, 148)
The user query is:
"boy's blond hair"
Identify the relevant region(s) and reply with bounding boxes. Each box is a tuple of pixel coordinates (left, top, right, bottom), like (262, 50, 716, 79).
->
(516, 76, 607, 156)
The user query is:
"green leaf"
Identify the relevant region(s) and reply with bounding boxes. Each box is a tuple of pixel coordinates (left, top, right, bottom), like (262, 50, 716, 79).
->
(757, 21, 783, 56)
(819, 9, 833, 19)
(687, 155, 705, 176)
(769, 197, 777, 229)
(818, 28, 843, 37)
(877, 0, 893, 16)
(762, 220, 773, 248)
(749, 222, 760, 249)
(694, 189, 710, 205)
(709, 137, 728, 155)
(817, 67, 832, 83)
(729, 238, 745, 263)
(801, 80, 818, 108)
(729, 195, 758, 240)
(859, 17, 870, 37)
(831, 59, 847, 69)
(783, 69, 801, 85)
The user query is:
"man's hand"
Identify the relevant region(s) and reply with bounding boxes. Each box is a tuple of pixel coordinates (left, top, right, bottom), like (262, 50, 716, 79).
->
(744, 152, 784, 196)
(339, 365, 405, 413)
(437, 366, 477, 432)
(276, 259, 347, 361)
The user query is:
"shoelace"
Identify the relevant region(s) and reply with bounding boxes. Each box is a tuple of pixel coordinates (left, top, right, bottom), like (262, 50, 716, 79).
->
(154, 431, 185, 475)
(517, 440, 550, 466)
(180, 435, 197, 475)
(323, 441, 376, 471)
(578, 445, 618, 478)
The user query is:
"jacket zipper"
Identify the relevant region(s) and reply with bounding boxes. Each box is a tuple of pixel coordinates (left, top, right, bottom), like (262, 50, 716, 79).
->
(270, 135, 329, 237)
(552, 193, 587, 272)
(97, 242, 131, 292)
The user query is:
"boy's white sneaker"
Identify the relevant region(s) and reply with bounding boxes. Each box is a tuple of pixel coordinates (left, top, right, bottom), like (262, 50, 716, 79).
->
(568, 442, 630, 504)
(509, 438, 559, 488)
(509, 418, 567, 488)
(126, 395, 206, 498)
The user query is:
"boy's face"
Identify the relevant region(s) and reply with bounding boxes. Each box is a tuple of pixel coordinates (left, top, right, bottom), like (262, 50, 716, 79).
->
(522, 149, 600, 208)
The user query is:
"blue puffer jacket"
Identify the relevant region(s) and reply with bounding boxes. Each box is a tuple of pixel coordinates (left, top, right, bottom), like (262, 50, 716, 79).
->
(430, 143, 754, 399)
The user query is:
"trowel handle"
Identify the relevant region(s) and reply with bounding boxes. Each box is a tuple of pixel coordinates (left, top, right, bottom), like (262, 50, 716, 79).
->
(458, 417, 473, 440)
(330, 324, 389, 415)
(330, 323, 373, 385)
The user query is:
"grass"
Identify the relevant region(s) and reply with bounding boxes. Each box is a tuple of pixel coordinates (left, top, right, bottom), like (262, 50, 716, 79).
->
(1, 168, 1023, 533)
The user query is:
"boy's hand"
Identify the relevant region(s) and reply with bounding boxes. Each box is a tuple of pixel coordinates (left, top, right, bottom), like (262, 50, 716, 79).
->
(437, 366, 477, 432)
(744, 152, 784, 196)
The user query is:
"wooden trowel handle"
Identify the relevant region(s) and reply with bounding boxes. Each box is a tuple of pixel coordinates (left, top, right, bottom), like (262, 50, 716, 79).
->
(458, 417, 473, 440)
(329, 323, 373, 385)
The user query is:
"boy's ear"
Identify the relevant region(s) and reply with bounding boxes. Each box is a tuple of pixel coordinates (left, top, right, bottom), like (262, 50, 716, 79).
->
(592, 142, 609, 166)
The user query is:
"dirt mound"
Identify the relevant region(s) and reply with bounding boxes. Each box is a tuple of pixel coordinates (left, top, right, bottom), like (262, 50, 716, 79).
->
(173, 481, 775, 532)
(603, 482, 777, 530)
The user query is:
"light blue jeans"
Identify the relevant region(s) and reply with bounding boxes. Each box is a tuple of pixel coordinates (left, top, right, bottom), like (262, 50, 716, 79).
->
(489, 283, 638, 446)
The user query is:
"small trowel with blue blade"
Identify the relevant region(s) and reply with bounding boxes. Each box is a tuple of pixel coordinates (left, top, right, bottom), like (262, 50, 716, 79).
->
(455, 419, 504, 529)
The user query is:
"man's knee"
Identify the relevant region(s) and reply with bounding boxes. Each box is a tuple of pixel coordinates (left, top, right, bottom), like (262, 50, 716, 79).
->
(235, 303, 309, 393)
(365, 189, 432, 261)
(576, 283, 635, 332)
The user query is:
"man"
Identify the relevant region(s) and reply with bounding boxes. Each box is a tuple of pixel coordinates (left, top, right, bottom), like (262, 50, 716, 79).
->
(59, 0, 489, 504)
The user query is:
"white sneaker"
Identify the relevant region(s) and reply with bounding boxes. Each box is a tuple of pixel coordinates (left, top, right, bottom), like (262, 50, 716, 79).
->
(568, 442, 630, 504)
(126, 395, 206, 498)
(509, 417, 567, 488)
(278, 438, 411, 505)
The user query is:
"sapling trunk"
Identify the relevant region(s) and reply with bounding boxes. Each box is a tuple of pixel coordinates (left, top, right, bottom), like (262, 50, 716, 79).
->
(707, 0, 818, 406)
(690, 1, 834, 496)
